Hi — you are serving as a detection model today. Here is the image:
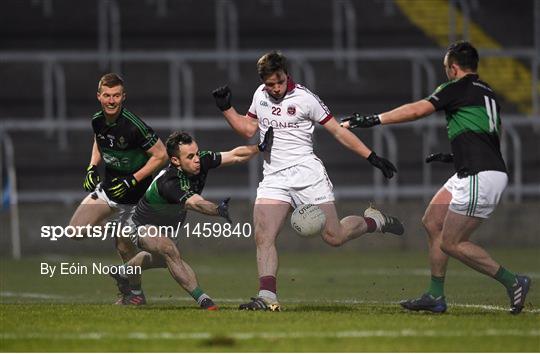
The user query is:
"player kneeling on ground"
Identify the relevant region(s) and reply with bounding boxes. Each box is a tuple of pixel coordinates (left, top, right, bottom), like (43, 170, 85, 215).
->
(110, 128, 273, 309)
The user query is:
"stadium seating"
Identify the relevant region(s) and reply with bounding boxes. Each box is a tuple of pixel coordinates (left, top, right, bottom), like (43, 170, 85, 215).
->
(0, 0, 537, 200)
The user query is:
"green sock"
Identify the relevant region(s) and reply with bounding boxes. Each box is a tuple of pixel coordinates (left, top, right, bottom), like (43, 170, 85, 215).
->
(494, 266, 517, 289)
(427, 275, 445, 298)
(189, 287, 204, 302)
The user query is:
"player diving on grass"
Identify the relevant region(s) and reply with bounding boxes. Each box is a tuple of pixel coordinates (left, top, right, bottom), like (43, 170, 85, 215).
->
(341, 41, 531, 314)
(110, 128, 274, 309)
(212, 51, 404, 312)
(69, 73, 167, 270)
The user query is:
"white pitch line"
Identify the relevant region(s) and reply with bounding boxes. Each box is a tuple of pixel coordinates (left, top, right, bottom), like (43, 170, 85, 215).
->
(1, 329, 539, 341)
(0, 291, 66, 300)
(193, 266, 540, 278)
(2, 291, 539, 313)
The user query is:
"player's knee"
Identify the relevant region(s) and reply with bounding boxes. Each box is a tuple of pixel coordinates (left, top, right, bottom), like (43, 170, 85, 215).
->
(116, 239, 136, 259)
(440, 240, 457, 256)
(157, 241, 179, 259)
(254, 232, 274, 248)
(422, 215, 441, 235)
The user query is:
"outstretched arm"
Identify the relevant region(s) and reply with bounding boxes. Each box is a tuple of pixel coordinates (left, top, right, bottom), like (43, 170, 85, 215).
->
(341, 100, 435, 128)
(219, 127, 273, 167)
(323, 118, 372, 158)
(324, 118, 397, 178)
(220, 145, 259, 166)
(185, 194, 220, 216)
(379, 100, 435, 125)
(185, 194, 232, 223)
(213, 85, 259, 139)
(222, 108, 259, 138)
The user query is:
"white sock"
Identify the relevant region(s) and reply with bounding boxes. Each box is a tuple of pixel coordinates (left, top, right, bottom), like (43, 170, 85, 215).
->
(258, 290, 277, 302)
(196, 294, 210, 305)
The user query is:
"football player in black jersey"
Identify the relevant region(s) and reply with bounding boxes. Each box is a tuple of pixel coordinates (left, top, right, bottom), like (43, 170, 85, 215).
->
(111, 128, 273, 308)
(342, 41, 530, 314)
(69, 73, 167, 265)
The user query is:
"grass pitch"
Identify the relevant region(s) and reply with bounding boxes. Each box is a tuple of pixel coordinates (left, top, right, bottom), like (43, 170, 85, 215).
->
(1, 249, 539, 352)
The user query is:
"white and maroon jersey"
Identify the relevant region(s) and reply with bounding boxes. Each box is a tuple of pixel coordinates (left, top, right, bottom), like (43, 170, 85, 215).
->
(247, 78, 333, 175)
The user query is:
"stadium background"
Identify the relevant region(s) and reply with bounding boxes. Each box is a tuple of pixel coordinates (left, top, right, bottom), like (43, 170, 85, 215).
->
(1, 0, 538, 257)
(1, 1, 539, 352)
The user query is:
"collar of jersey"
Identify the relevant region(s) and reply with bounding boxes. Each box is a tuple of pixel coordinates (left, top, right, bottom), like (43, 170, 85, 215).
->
(286, 76, 296, 93)
(103, 107, 124, 126)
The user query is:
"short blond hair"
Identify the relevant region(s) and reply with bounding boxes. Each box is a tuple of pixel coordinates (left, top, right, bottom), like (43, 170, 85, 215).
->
(256, 51, 288, 80)
(97, 73, 124, 92)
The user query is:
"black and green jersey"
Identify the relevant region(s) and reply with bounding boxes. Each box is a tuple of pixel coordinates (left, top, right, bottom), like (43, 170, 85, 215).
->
(133, 151, 222, 228)
(427, 74, 507, 177)
(92, 107, 159, 204)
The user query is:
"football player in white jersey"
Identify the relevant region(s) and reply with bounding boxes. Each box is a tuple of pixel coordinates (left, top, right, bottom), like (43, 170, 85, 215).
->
(212, 51, 404, 311)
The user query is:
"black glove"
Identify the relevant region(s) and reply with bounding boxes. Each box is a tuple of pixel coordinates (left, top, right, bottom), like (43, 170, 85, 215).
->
(425, 153, 454, 164)
(258, 127, 274, 152)
(212, 85, 232, 111)
(83, 165, 101, 192)
(217, 197, 232, 224)
(367, 152, 397, 179)
(341, 113, 381, 129)
(106, 175, 137, 199)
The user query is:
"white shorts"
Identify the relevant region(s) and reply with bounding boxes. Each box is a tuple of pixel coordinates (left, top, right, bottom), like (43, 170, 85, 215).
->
(444, 171, 507, 219)
(257, 157, 335, 207)
(91, 183, 136, 224)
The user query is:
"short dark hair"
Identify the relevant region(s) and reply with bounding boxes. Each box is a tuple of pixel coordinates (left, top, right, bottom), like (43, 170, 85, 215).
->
(97, 73, 124, 92)
(446, 41, 479, 71)
(166, 131, 193, 158)
(256, 51, 288, 80)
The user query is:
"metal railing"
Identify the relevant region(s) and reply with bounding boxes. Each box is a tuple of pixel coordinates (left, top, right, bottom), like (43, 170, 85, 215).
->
(333, 0, 358, 81)
(1, 115, 538, 203)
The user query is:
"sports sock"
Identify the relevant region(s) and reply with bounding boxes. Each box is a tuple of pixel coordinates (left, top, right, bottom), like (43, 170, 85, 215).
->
(494, 266, 517, 289)
(364, 217, 377, 233)
(426, 275, 445, 298)
(130, 283, 142, 295)
(258, 276, 277, 301)
(190, 287, 210, 305)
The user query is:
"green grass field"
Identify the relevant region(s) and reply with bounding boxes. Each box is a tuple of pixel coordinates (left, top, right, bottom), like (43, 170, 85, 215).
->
(1, 249, 539, 352)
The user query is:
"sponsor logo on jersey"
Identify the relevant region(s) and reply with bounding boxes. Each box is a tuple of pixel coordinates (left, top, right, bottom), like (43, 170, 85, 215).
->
(287, 105, 296, 116)
(260, 100, 269, 107)
(261, 117, 300, 129)
(102, 153, 130, 168)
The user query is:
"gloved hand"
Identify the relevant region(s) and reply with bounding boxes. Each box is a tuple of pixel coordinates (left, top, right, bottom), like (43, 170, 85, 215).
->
(217, 197, 232, 224)
(425, 153, 454, 164)
(212, 85, 232, 111)
(258, 127, 274, 152)
(367, 152, 397, 179)
(106, 175, 137, 199)
(83, 165, 101, 192)
(340, 113, 381, 129)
